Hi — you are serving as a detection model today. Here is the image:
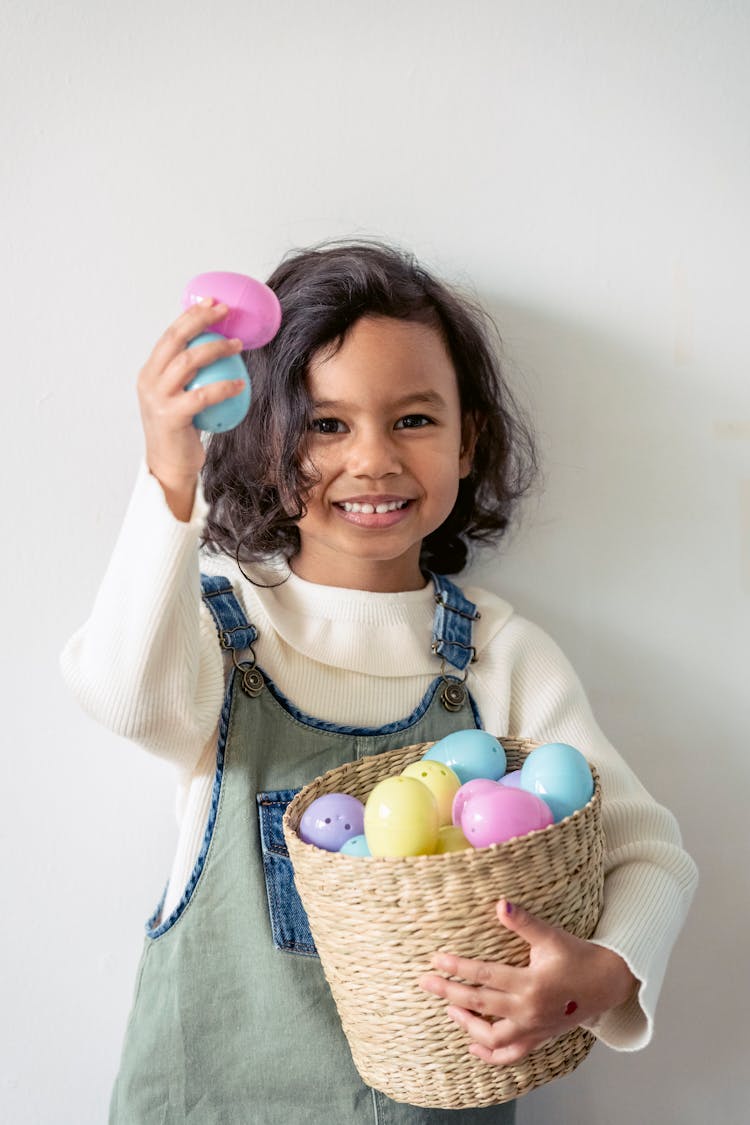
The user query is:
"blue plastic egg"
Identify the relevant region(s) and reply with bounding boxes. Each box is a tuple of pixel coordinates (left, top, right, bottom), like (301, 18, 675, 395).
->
(519, 742, 594, 822)
(299, 793, 365, 852)
(339, 834, 371, 856)
(422, 730, 506, 785)
(185, 332, 250, 432)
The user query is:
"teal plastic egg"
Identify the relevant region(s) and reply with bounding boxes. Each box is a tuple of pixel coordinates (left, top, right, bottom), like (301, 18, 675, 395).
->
(339, 834, 371, 856)
(422, 730, 506, 785)
(519, 742, 594, 822)
(185, 332, 250, 432)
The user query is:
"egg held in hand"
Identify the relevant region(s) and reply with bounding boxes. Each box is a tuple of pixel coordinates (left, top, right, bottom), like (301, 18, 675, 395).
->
(181, 270, 282, 433)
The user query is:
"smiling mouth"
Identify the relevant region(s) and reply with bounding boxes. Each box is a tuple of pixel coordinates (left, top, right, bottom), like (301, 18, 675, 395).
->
(335, 500, 411, 514)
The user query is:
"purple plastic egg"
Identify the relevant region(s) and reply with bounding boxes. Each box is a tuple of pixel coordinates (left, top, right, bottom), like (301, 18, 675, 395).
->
(460, 786, 554, 848)
(299, 793, 365, 852)
(451, 778, 501, 827)
(498, 769, 523, 788)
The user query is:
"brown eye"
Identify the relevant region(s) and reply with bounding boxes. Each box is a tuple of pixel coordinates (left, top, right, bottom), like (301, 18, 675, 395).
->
(310, 418, 345, 434)
(396, 414, 433, 429)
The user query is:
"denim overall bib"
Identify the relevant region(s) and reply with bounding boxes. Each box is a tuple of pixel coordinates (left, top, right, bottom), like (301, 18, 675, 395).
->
(109, 572, 516, 1125)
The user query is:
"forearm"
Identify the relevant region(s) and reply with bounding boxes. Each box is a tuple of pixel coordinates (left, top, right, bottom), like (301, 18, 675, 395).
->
(60, 460, 225, 770)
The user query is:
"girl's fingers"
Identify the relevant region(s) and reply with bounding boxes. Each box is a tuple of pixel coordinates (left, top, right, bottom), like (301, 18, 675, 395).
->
(427, 952, 517, 993)
(159, 334, 245, 399)
(419, 973, 515, 1020)
(141, 299, 234, 384)
(447, 1006, 512, 1048)
(469, 1038, 539, 1067)
(173, 377, 248, 421)
(448, 1006, 547, 1062)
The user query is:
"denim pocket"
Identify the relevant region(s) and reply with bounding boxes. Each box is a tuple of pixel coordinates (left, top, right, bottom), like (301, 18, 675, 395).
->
(256, 789, 318, 957)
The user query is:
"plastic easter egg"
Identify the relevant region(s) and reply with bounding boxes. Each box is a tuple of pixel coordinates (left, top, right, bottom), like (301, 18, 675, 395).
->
(451, 778, 501, 827)
(299, 793, 365, 852)
(422, 730, 506, 785)
(339, 834, 371, 857)
(185, 332, 251, 432)
(434, 825, 471, 853)
(461, 786, 554, 848)
(181, 271, 282, 349)
(364, 776, 439, 857)
(498, 769, 523, 788)
(401, 760, 461, 826)
(520, 742, 594, 823)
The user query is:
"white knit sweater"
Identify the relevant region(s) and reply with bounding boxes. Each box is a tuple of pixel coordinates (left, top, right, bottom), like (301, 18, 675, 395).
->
(60, 461, 697, 1054)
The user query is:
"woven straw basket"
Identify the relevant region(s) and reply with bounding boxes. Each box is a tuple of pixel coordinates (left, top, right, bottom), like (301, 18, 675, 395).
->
(283, 738, 604, 1109)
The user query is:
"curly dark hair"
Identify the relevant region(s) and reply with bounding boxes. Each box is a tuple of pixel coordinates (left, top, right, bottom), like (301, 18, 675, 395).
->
(201, 238, 539, 576)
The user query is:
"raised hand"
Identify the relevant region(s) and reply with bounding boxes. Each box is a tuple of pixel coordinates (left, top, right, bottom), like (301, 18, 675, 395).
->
(137, 298, 246, 519)
(419, 899, 638, 1066)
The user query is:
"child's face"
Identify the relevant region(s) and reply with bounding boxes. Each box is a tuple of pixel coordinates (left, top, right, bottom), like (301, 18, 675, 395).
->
(292, 315, 474, 592)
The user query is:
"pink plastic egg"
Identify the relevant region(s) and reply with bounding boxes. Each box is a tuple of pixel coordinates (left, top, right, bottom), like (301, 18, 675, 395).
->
(299, 793, 365, 852)
(451, 778, 501, 827)
(181, 271, 282, 349)
(460, 786, 554, 848)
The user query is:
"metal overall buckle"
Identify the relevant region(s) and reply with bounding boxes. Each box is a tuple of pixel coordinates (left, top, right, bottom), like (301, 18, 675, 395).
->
(437, 657, 470, 712)
(230, 644, 265, 698)
(431, 638, 476, 713)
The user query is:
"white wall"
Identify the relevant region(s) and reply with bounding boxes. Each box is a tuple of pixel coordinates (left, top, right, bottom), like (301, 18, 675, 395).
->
(2, 1, 746, 1121)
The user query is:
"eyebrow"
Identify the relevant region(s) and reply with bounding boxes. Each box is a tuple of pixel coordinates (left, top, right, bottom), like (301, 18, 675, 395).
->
(311, 391, 449, 412)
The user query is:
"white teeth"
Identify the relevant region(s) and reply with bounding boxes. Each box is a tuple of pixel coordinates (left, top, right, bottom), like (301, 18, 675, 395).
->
(339, 500, 408, 513)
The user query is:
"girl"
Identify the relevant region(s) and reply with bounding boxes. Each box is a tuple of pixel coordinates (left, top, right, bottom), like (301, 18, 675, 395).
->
(61, 240, 697, 1125)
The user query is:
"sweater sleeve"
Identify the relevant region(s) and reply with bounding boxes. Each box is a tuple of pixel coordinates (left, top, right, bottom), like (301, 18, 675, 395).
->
(59, 460, 226, 773)
(507, 619, 698, 1052)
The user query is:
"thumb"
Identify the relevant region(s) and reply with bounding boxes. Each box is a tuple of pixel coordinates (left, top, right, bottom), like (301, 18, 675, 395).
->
(496, 899, 556, 946)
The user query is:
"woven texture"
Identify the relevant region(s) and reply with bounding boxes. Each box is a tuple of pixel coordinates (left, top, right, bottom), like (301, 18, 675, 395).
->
(283, 738, 604, 1109)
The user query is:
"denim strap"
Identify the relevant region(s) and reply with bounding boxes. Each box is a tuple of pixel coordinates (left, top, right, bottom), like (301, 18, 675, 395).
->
(200, 574, 258, 651)
(427, 571, 480, 671)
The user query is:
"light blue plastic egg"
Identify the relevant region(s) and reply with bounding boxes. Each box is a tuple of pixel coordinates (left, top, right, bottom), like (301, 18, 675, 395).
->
(423, 729, 506, 785)
(339, 834, 371, 856)
(185, 332, 250, 432)
(519, 742, 594, 822)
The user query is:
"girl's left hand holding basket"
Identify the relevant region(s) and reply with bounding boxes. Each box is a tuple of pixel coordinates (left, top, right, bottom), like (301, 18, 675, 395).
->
(419, 898, 638, 1067)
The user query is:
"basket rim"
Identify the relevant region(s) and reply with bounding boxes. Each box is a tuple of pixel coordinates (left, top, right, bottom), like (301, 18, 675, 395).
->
(282, 738, 600, 863)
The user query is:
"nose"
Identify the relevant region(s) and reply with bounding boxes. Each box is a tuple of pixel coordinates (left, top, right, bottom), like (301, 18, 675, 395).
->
(346, 425, 403, 479)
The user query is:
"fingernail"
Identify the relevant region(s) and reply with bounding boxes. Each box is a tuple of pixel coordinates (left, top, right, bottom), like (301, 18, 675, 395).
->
(505, 900, 514, 915)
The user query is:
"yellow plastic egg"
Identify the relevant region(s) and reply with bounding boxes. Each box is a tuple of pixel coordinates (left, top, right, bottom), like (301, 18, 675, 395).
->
(434, 825, 471, 853)
(401, 760, 461, 826)
(364, 776, 440, 857)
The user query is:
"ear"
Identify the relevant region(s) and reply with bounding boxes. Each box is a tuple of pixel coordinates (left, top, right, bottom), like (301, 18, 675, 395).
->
(459, 413, 480, 478)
